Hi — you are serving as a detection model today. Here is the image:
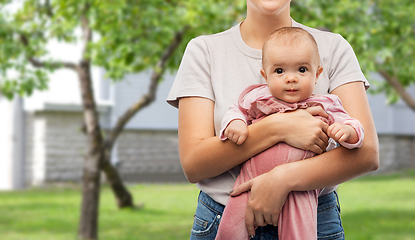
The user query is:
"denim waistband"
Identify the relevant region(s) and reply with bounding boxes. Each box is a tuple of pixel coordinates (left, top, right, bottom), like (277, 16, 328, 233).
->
(318, 191, 339, 205)
(199, 190, 338, 212)
(198, 191, 225, 215)
(317, 191, 341, 213)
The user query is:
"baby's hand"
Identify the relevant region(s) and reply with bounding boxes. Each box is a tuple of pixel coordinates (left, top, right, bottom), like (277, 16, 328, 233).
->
(327, 122, 354, 143)
(224, 119, 248, 145)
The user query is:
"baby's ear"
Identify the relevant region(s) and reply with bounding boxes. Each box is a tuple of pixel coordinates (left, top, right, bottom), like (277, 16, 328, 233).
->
(260, 68, 267, 81)
(315, 66, 323, 82)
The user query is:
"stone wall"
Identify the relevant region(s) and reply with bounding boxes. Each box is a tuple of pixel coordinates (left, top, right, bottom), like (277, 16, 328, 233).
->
(115, 130, 185, 182)
(25, 111, 86, 185)
(24, 111, 185, 186)
(23, 111, 415, 186)
(375, 135, 415, 174)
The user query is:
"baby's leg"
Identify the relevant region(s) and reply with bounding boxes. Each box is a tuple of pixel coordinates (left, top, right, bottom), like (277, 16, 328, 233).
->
(215, 162, 254, 240)
(215, 191, 250, 240)
(278, 190, 320, 240)
(217, 143, 313, 240)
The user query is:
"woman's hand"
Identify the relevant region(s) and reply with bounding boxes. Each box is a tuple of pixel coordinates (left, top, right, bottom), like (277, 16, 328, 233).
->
(230, 166, 291, 237)
(267, 105, 330, 154)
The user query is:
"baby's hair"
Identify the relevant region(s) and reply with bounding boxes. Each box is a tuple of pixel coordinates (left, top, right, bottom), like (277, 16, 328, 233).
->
(262, 27, 320, 67)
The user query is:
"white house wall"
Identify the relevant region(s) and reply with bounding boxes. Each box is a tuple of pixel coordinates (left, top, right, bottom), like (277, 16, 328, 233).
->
(367, 84, 415, 135)
(366, 79, 415, 174)
(24, 111, 86, 185)
(0, 96, 25, 190)
(108, 71, 178, 130)
(391, 102, 415, 135)
(0, 95, 15, 189)
(363, 71, 415, 135)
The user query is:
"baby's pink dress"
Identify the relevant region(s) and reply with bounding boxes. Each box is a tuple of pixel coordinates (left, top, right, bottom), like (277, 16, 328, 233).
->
(216, 84, 364, 240)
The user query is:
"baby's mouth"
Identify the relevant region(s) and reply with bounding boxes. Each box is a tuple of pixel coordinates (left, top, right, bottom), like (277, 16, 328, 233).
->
(286, 89, 297, 93)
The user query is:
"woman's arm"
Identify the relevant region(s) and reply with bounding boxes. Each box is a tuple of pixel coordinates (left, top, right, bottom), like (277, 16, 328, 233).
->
(288, 81, 379, 190)
(178, 96, 330, 183)
(231, 81, 379, 236)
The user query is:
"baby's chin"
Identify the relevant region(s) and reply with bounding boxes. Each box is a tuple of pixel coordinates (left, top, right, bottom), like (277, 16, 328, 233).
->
(279, 95, 308, 104)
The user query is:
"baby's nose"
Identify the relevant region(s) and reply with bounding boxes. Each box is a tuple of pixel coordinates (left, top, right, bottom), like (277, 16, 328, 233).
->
(285, 75, 298, 83)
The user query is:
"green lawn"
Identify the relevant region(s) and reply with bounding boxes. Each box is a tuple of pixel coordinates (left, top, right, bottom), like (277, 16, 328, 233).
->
(0, 170, 414, 240)
(339, 170, 415, 240)
(0, 184, 199, 240)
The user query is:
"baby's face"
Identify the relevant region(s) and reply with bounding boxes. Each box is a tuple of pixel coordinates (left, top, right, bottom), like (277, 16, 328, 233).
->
(261, 42, 322, 103)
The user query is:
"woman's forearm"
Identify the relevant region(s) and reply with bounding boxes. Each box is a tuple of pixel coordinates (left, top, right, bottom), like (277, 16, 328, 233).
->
(182, 129, 277, 183)
(178, 97, 283, 183)
(276, 139, 379, 193)
(178, 88, 355, 184)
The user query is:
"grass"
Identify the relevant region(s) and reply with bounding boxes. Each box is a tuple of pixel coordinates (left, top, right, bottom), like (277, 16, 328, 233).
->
(0, 170, 414, 240)
(0, 184, 200, 240)
(339, 170, 415, 240)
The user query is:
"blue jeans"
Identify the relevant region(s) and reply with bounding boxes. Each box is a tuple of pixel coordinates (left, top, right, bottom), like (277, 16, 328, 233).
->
(190, 191, 344, 240)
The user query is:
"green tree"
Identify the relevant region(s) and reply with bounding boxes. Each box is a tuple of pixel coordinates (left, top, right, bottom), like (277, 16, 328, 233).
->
(292, 0, 415, 111)
(0, 0, 245, 239)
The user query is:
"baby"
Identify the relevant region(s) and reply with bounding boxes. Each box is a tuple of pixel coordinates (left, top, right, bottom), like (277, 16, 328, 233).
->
(215, 27, 364, 240)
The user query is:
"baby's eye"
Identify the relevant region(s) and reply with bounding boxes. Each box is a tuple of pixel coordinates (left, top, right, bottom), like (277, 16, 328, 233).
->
(299, 67, 308, 73)
(275, 68, 284, 74)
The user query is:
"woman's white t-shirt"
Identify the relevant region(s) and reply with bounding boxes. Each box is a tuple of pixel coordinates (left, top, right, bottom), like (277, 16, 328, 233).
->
(167, 19, 369, 206)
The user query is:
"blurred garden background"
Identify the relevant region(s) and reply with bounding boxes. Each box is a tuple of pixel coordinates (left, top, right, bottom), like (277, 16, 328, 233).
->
(0, 0, 414, 239)
(0, 170, 415, 240)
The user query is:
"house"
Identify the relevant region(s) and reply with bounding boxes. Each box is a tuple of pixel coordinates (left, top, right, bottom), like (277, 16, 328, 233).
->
(367, 75, 415, 173)
(0, 68, 186, 190)
(2, 70, 415, 190)
(1, 42, 414, 191)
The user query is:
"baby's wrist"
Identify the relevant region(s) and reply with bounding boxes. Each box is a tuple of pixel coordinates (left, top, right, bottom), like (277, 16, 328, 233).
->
(345, 125, 359, 144)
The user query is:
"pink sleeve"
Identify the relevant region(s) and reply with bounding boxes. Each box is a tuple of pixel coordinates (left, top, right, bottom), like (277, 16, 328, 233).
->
(324, 95, 365, 149)
(219, 103, 247, 141)
(220, 84, 269, 141)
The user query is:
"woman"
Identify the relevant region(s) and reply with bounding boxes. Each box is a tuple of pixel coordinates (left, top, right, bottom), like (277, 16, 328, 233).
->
(167, 1, 379, 239)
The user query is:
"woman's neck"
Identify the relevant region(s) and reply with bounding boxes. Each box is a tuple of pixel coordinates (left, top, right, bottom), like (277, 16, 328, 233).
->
(241, 8, 292, 50)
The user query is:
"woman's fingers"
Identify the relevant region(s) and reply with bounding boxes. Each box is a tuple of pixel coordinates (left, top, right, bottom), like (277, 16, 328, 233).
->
(230, 179, 253, 197)
(306, 106, 330, 153)
(271, 214, 279, 227)
(262, 214, 273, 226)
(271, 107, 329, 154)
(306, 105, 329, 118)
(245, 208, 256, 237)
(254, 212, 266, 227)
(238, 170, 290, 237)
(316, 126, 329, 153)
(302, 122, 329, 154)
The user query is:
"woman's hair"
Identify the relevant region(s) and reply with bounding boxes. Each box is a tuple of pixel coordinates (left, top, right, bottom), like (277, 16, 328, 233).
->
(262, 27, 320, 66)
